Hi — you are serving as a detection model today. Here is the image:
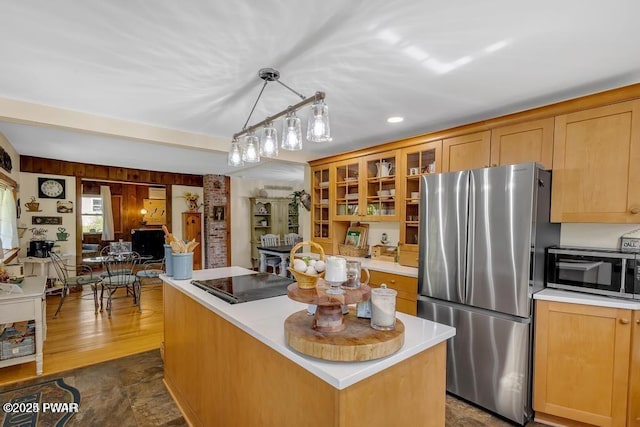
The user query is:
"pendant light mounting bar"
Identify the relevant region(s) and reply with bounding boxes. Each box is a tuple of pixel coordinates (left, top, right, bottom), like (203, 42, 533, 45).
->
(234, 90, 325, 140)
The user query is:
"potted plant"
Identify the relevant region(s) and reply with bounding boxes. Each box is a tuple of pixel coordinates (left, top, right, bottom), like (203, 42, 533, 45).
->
(290, 190, 311, 212)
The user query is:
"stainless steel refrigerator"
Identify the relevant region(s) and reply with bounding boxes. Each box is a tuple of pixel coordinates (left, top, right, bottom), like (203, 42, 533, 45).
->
(417, 162, 559, 425)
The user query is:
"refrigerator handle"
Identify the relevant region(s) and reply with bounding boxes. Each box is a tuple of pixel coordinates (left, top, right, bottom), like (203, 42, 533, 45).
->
(463, 171, 475, 302)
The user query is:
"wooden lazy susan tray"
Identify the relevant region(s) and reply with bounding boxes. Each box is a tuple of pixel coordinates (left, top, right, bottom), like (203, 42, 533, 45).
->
(284, 281, 405, 362)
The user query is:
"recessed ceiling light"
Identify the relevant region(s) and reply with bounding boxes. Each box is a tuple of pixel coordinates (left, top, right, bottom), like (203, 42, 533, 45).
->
(387, 116, 404, 123)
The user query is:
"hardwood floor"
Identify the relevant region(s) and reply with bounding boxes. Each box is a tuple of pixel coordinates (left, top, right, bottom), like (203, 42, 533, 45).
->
(0, 281, 164, 386)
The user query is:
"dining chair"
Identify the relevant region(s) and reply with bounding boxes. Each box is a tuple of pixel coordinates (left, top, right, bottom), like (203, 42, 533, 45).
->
(49, 252, 102, 317)
(260, 234, 282, 274)
(136, 258, 165, 286)
(100, 252, 141, 318)
(284, 233, 301, 245)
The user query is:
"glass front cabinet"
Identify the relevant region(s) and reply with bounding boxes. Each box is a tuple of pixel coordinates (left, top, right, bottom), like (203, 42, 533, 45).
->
(333, 158, 363, 221)
(311, 165, 331, 242)
(399, 141, 442, 249)
(363, 151, 400, 221)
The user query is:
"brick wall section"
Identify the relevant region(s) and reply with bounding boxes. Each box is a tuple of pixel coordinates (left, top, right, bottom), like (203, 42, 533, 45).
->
(203, 175, 230, 268)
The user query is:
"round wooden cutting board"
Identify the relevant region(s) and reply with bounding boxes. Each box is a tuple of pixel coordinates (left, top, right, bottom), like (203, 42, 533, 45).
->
(284, 309, 405, 362)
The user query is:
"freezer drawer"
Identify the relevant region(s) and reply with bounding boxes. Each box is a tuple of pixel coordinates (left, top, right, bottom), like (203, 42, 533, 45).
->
(418, 298, 533, 425)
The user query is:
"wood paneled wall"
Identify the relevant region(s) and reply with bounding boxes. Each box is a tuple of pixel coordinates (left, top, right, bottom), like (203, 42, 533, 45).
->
(20, 156, 204, 262)
(20, 156, 203, 186)
(82, 180, 166, 244)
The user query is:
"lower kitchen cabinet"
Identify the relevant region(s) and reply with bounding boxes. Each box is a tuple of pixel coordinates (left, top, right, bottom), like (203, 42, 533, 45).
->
(368, 270, 417, 315)
(534, 300, 637, 426)
(629, 310, 640, 426)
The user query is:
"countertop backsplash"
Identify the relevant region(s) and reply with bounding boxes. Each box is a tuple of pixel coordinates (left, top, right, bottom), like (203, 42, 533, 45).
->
(560, 223, 640, 249)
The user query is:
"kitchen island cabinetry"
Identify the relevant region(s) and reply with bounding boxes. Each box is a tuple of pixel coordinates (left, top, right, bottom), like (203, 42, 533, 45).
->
(551, 99, 640, 223)
(162, 267, 454, 427)
(533, 291, 640, 426)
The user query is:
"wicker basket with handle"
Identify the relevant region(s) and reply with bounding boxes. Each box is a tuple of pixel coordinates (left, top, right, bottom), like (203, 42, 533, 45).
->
(287, 240, 325, 289)
(338, 244, 368, 258)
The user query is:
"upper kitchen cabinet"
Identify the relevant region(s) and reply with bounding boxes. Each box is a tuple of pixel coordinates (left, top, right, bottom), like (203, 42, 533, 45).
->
(363, 151, 400, 221)
(442, 131, 491, 172)
(551, 99, 640, 223)
(398, 141, 442, 256)
(311, 165, 332, 253)
(333, 158, 363, 221)
(490, 118, 554, 169)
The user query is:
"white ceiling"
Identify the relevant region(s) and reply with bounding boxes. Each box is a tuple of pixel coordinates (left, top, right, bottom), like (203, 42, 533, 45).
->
(0, 1, 639, 183)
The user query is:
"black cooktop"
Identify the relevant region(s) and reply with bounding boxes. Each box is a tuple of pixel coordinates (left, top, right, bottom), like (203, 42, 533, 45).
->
(191, 273, 294, 304)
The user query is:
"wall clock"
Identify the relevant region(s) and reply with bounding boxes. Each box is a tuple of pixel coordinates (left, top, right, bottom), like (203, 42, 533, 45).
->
(38, 178, 66, 199)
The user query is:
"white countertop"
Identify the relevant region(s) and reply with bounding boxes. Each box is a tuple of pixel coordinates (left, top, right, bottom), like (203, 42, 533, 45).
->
(534, 288, 640, 310)
(297, 252, 418, 278)
(162, 266, 454, 390)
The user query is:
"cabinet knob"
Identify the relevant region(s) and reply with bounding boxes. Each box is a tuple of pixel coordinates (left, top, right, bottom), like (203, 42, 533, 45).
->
(636, 319, 640, 325)
(620, 318, 630, 325)
(390, 279, 396, 284)
(631, 208, 640, 214)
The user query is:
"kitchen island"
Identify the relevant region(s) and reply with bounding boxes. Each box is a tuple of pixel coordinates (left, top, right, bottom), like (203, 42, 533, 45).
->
(162, 267, 455, 427)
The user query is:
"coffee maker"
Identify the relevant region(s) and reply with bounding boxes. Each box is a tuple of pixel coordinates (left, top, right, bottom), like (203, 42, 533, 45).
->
(27, 240, 55, 258)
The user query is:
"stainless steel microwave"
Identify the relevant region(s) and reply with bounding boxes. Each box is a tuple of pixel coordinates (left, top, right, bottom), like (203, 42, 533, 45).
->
(546, 246, 640, 299)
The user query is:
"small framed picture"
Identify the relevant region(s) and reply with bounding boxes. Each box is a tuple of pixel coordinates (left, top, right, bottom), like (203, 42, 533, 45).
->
(32, 216, 63, 225)
(213, 206, 225, 221)
(56, 200, 73, 213)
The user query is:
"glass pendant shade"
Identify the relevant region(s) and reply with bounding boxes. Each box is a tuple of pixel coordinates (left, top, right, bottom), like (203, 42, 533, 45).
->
(281, 111, 302, 151)
(242, 132, 260, 163)
(307, 99, 331, 142)
(227, 138, 244, 167)
(260, 124, 278, 157)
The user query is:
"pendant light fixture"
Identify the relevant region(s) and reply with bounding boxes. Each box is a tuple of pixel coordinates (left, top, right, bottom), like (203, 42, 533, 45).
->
(228, 68, 331, 166)
(260, 122, 278, 157)
(307, 99, 331, 142)
(227, 137, 244, 166)
(281, 110, 302, 151)
(242, 131, 260, 163)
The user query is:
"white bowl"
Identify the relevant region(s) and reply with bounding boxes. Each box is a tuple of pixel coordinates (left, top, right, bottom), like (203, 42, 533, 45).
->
(377, 190, 391, 196)
(389, 189, 396, 196)
(411, 192, 420, 199)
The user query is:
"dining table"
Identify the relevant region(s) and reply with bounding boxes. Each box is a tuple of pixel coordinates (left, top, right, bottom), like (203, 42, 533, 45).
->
(256, 244, 294, 277)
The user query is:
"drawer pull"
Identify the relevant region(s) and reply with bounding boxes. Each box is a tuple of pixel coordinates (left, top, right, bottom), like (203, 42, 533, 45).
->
(390, 279, 396, 284)
(631, 208, 640, 214)
(620, 318, 630, 325)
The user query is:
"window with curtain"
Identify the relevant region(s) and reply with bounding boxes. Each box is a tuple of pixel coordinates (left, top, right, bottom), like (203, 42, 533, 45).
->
(0, 186, 18, 249)
(81, 196, 103, 232)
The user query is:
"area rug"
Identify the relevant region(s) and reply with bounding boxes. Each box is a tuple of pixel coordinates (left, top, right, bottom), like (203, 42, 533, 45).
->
(0, 378, 80, 427)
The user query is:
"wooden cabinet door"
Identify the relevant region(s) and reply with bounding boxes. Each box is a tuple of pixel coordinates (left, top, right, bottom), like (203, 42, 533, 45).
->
(311, 166, 331, 243)
(399, 140, 441, 252)
(332, 158, 364, 221)
(368, 270, 417, 316)
(490, 118, 554, 169)
(534, 300, 632, 426)
(362, 151, 400, 221)
(629, 310, 640, 427)
(442, 130, 491, 172)
(182, 212, 202, 270)
(551, 99, 640, 222)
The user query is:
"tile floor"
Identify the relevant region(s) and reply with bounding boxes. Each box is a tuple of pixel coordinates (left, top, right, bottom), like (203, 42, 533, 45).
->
(1, 349, 548, 426)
